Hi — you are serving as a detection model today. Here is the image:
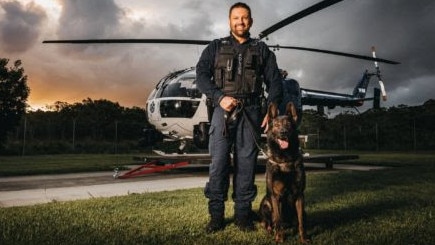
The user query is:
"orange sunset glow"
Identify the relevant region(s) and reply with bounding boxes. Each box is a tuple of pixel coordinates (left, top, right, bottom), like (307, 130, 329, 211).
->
(1, 0, 434, 112)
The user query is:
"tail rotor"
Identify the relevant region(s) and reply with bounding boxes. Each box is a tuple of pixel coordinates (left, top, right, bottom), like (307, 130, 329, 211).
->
(372, 47, 387, 101)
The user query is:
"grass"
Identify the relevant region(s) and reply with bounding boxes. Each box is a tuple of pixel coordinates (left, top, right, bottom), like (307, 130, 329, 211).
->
(1, 152, 435, 244)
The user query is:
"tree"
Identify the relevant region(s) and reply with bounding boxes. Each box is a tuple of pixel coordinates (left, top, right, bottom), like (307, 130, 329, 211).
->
(0, 58, 30, 148)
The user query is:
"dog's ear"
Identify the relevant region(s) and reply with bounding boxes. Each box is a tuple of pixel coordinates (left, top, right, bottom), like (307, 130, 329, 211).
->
(267, 102, 279, 120)
(286, 102, 298, 123)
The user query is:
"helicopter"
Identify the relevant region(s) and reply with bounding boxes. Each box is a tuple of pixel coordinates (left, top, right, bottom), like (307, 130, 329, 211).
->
(43, 0, 399, 153)
(142, 50, 386, 153)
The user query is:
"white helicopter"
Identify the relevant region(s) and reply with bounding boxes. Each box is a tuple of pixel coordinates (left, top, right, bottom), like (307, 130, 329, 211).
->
(44, 0, 399, 154)
(143, 48, 393, 153)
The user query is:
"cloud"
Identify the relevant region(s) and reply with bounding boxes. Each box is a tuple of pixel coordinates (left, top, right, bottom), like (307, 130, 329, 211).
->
(258, 0, 435, 111)
(0, 1, 47, 53)
(2, 0, 434, 110)
(48, 0, 123, 58)
(57, 0, 122, 38)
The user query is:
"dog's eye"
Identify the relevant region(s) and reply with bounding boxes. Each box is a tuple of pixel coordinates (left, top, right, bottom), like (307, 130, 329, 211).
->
(283, 120, 291, 127)
(271, 121, 282, 128)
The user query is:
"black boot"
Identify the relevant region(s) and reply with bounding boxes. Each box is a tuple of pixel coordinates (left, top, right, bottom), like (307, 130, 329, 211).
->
(235, 213, 256, 232)
(205, 215, 225, 234)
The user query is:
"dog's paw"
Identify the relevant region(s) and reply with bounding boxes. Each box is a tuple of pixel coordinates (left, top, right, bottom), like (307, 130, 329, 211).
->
(274, 231, 285, 243)
(299, 236, 311, 244)
(266, 226, 273, 234)
(260, 221, 273, 234)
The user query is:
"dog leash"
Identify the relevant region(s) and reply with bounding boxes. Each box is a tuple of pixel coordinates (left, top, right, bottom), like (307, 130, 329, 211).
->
(222, 100, 269, 158)
(240, 106, 269, 158)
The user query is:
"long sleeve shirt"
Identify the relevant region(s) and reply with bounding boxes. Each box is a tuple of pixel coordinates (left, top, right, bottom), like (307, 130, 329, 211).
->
(196, 34, 282, 107)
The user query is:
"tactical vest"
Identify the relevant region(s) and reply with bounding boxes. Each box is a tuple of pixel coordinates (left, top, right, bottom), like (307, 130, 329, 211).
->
(214, 37, 263, 96)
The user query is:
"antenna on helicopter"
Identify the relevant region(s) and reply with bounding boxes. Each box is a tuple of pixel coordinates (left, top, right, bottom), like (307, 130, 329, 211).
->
(372, 46, 387, 101)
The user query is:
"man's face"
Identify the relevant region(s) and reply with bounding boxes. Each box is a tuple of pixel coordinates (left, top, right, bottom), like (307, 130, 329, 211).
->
(229, 7, 252, 40)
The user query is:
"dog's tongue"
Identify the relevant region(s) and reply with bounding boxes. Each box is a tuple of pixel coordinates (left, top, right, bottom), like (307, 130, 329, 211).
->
(277, 139, 289, 149)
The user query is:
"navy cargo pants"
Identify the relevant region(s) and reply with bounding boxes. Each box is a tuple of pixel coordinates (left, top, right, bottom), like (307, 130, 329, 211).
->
(204, 104, 260, 218)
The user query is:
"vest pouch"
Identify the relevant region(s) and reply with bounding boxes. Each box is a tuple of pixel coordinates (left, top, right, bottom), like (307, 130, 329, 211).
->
(224, 58, 235, 81)
(244, 54, 258, 69)
(243, 69, 258, 93)
(214, 68, 224, 89)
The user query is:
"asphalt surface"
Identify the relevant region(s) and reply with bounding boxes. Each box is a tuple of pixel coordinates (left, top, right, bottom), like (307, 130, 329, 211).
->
(0, 163, 386, 208)
(0, 165, 212, 207)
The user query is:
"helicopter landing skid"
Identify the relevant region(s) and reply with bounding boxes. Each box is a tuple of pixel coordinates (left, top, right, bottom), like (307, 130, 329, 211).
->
(114, 160, 189, 179)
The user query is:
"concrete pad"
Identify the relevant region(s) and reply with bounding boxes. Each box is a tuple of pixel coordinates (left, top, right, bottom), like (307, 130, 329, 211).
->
(305, 162, 389, 171)
(0, 176, 209, 207)
(0, 163, 386, 208)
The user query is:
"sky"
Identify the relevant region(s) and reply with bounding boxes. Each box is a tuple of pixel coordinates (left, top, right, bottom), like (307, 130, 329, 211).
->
(1, 0, 434, 114)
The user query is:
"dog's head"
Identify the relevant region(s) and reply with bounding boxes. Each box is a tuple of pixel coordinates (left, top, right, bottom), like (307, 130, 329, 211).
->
(267, 102, 298, 151)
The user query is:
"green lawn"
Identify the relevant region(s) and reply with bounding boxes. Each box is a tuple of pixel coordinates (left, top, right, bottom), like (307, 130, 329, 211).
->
(1, 152, 434, 244)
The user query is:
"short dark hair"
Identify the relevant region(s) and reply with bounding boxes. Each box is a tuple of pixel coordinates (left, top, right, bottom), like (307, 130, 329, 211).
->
(229, 2, 252, 18)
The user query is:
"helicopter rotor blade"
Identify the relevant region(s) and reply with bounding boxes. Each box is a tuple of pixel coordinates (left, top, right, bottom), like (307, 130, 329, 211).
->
(268, 45, 400, 65)
(259, 0, 344, 39)
(42, 39, 211, 45)
(42, 39, 400, 65)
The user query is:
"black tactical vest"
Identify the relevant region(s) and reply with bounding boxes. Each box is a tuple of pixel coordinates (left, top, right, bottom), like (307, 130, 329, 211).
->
(214, 37, 263, 96)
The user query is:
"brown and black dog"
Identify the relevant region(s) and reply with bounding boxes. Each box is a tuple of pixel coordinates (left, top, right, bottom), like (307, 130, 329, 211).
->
(259, 102, 309, 243)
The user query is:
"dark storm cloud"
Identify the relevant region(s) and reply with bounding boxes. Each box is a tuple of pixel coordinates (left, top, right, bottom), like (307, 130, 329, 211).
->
(55, 0, 124, 57)
(249, 0, 435, 108)
(58, 0, 122, 38)
(0, 1, 46, 53)
(12, 0, 433, 109)
(349, 0, 435, 107)
(338, 0, 435, 82)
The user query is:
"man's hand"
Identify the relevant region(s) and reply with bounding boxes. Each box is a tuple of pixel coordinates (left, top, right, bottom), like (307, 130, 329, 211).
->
(261, 114, 269, 133)
(219, 96, 238, 112)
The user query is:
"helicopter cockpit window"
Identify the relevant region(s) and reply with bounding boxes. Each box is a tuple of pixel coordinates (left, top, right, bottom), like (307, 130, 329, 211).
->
(158, 77, 201, 98)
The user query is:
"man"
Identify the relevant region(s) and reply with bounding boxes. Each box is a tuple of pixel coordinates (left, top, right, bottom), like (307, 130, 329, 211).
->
(196, 2, 282, 233)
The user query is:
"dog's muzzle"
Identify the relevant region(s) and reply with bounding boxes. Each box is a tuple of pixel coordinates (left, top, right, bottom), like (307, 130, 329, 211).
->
(276, 138, 289, 149)
(275, 130, 290, 149)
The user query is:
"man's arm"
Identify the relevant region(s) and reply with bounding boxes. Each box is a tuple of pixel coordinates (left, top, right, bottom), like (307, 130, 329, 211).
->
(261, 43, 283, 132)
(262, 45, 283, 106)
(196, 40, 225, 107)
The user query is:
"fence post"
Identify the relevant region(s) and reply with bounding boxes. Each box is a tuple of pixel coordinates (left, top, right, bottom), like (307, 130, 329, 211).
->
(343, 125, 347, 151)
(375, 122, 379, 152)
(22, 117, 27, 156)
(413, 119, 416, 151)
(72, 119, 76, 151)
(114, 120, 118, 155)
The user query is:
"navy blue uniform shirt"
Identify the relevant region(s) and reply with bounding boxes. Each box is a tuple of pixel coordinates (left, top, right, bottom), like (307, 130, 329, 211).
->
(196, 35, 283, 107)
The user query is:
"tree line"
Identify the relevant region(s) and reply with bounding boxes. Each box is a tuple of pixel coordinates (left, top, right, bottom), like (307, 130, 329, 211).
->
(2, 99, 161, 155)
(1, 98, 433, 155)
(1, 57, 434, 155)
(299, 100, 435, 151)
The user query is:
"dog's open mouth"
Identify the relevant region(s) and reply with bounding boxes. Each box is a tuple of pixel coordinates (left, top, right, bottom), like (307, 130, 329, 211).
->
(276, 138, 289, 149)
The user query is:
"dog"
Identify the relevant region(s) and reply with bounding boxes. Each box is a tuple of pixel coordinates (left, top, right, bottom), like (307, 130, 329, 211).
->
(259, 102, 309, 243)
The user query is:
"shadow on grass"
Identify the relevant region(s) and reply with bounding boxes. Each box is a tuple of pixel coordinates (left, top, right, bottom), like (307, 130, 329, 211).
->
(305, 163, 435, 237)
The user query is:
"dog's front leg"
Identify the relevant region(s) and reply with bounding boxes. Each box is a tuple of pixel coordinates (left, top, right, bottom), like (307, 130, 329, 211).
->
(295, 197, 310, 244)
(271, 195, 284, 243)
